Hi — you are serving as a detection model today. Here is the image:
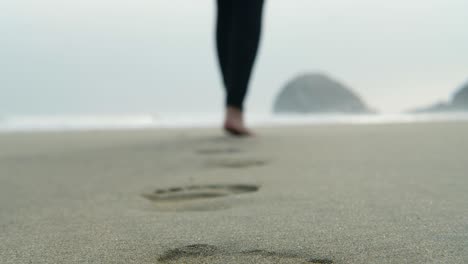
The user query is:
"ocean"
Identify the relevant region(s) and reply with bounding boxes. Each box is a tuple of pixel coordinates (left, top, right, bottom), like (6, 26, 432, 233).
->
(1, 112, 468, 133)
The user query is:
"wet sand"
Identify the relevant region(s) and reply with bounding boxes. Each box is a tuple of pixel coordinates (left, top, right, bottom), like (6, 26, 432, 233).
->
(0, 122, 467, 263)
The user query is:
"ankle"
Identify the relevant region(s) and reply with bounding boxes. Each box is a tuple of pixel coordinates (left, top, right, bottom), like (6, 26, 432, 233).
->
(226, 105, 242, 114)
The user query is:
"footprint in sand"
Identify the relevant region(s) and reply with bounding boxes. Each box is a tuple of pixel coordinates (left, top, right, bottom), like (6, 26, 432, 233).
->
(158, 244, 333, 264)
(206, 158, 268, 169)
(142, 184, 259, 211)
(196, 147, 242, 155)
(195, 146, 269, 169)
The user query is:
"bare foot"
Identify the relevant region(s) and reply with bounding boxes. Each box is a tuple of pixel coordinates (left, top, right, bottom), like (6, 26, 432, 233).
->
(223, 106, 254, 137)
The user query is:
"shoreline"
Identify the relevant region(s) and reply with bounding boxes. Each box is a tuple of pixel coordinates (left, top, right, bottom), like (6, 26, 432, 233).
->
(1, 116, 468, 135)
(1, 112, 468, 134)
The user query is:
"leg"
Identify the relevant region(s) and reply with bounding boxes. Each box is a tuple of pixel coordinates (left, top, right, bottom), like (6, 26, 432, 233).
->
(216, 0, 232, 92)
(216, 0, 265, 136)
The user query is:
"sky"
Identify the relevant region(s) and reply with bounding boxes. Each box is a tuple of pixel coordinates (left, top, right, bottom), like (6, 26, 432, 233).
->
(1, 0, 467, 115)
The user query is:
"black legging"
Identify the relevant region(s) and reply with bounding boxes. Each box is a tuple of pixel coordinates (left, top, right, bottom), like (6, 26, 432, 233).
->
(216, 0, 265, 110)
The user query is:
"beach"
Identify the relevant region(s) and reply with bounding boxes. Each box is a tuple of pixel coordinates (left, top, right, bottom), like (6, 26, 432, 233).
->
(1, 122, 467, 263)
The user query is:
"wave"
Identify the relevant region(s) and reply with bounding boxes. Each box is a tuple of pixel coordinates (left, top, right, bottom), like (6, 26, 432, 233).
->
(1, 112, 468, 133)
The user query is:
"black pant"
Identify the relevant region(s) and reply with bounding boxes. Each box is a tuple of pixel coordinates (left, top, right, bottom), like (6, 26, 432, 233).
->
(216, 0, 264, 110)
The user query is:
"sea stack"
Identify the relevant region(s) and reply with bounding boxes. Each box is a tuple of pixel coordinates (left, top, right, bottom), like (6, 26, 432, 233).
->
(409, 80, 468, 113)
(273, 73, 372, 114)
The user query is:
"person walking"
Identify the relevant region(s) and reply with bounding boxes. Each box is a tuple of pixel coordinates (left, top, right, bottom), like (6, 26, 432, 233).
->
(216, 0, 265, 136)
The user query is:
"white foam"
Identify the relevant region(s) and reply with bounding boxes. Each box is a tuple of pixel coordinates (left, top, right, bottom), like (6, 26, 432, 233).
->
(1, 112, 468, 133)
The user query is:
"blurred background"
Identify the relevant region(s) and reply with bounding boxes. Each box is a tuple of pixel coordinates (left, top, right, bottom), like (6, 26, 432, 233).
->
(1, 0, 467, 129)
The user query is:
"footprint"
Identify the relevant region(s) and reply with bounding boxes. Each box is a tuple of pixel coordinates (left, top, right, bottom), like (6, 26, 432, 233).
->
(206, 159, 268, 169)
(158, 244, 218, 262)
(308, 258, 334, 264)
(197, 147, 242, 155)
(158, 244, 333, 263)
(142, 184, 259, 211)
(144, 184, 259, 202)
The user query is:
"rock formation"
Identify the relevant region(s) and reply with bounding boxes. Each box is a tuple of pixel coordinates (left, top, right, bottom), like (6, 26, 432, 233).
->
(410, 81, 468, 113)
(452, 82, 468, 109)
(273, 73, 372, 114)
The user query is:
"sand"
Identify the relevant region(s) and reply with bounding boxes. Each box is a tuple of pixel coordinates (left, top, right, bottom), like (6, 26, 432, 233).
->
(0, 122, 467, 263)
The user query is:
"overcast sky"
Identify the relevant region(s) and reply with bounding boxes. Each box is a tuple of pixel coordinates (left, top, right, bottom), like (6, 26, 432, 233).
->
(1, 0, 467, 115)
